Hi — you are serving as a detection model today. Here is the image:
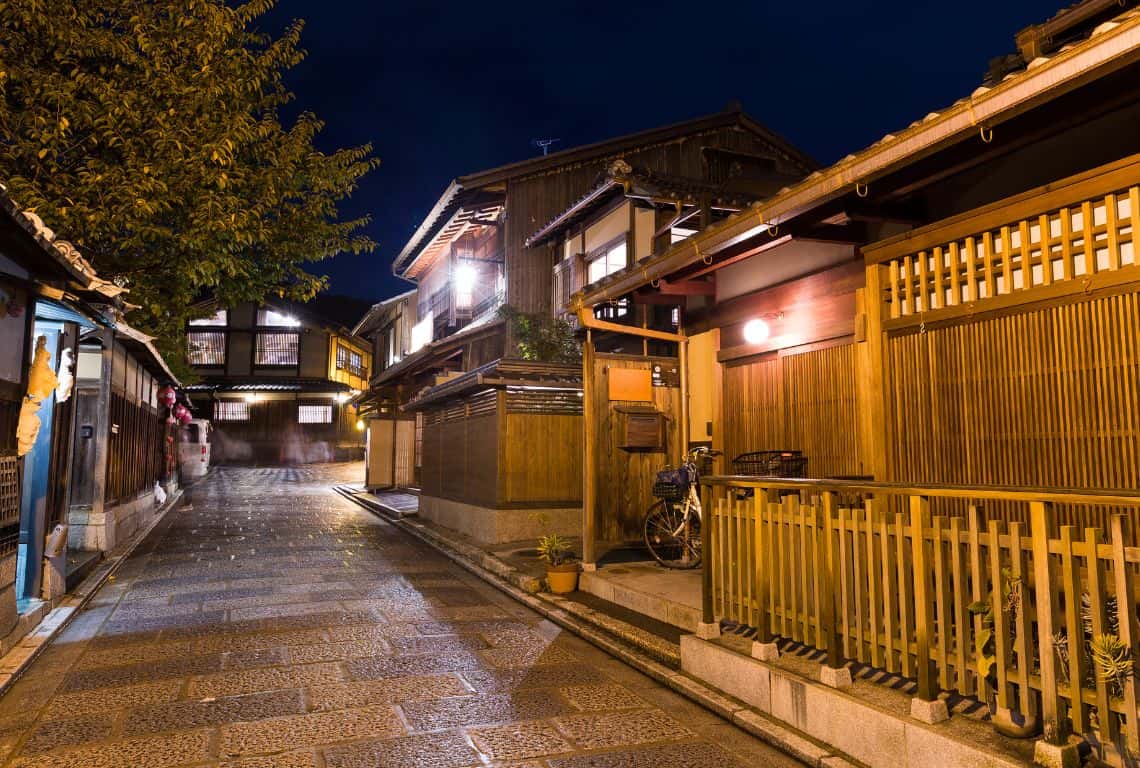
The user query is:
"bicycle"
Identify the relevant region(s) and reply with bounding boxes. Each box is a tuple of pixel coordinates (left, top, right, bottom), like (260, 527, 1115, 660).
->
(644, 446, 719, 569)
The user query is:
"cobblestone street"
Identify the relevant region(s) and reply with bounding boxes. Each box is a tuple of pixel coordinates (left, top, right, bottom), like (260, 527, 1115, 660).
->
(0, 465, 802, 768)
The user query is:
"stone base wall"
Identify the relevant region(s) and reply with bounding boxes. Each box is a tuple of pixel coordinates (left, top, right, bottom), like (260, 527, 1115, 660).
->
(418, 496, 579, 545)
(69, 479, 177, 554)
(681, 635, 1028, 768)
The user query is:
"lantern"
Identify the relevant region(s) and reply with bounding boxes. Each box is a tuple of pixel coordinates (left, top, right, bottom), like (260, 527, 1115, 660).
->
(173, 403, 191, 424)
(158, 386, 177, 408)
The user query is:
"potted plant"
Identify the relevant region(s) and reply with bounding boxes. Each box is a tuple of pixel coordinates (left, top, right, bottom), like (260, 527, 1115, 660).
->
(537, 533, 579, 594)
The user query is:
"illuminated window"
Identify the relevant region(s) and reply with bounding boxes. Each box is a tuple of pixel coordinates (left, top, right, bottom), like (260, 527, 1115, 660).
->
(255, 332, 299, 365)
(454, 263, 477, 309)
(189, 309, 228, 326)
(257, 308, 301, 327)
(187, 331, 225, 366)
(336, 344, 365, 376)
(297, 404, 333, 424)
(588, 241, 627, 284)
(214, 401, 249, 421)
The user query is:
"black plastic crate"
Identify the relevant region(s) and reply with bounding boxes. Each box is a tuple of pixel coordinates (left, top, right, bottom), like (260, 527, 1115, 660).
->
(731, 450, 808, 478)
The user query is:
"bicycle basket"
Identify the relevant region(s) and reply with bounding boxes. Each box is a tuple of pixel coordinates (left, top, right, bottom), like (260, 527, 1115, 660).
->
(652, 482, 685, 500)
(653, 466, 691, 500)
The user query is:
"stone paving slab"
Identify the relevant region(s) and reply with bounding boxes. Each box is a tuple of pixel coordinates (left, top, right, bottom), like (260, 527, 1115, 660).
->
(0, 464, 803, 767)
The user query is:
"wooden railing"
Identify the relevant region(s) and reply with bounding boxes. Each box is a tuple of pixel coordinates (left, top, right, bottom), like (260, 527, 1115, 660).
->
(700, 476, 1140, 753)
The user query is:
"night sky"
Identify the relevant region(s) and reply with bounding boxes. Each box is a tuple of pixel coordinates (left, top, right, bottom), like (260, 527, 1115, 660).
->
(262, 0, 1063, 304)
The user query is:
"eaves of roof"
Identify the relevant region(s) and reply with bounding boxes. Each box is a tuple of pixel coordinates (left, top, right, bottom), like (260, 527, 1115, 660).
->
(572, 5, 1140, 309)
(402, 358, 582, 411)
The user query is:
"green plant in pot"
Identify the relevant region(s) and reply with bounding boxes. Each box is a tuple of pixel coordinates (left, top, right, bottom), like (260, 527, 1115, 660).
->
(969, 568, 1041, 738)
(537, 533, 580, 594)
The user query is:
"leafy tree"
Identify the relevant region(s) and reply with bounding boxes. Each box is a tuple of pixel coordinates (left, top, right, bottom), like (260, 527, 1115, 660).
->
(498, 305, 580, 364)
(0, 0, 378, 376)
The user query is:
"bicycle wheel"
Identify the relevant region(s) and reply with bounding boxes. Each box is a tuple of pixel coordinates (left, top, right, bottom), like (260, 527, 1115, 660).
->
(644, 498, 701, 569)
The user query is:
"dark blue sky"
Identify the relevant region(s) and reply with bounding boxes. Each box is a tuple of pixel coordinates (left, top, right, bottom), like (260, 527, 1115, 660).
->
(263, 0, 1062, 303)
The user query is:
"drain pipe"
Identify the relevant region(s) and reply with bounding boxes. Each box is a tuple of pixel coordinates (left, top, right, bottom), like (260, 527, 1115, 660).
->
(575, 307, 690, 567)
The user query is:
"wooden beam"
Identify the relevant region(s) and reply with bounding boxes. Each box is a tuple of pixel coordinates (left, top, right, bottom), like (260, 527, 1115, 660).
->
(582, 333, 597, 565)
(657, 278, 715, 296)
(575, 308, 685, 342)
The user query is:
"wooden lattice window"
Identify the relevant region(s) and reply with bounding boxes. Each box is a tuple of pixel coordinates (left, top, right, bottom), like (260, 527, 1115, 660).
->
(214, 401, 250, 421)
(0, 454, 19, 555)
(187, 331, 225, 366)
(255, 332, 299, 366)
(297, 404, 332, 424)
(336, 344, 364, 377)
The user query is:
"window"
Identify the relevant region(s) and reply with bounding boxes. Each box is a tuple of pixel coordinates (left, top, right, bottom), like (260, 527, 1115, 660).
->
(257, 308, 300, 327)
(189, 309, 228, 326)
(214, 401, 249, 421)
(255, 332, 299, 366)
(297, 404, 332, 424)
(588, 240, 627, 284)
(187, 331, 225, 366)
(336, 343, 365, 377)
(670, 226, 697, 244)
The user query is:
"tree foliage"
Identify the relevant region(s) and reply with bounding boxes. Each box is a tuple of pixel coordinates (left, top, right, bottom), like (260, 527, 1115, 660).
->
(498, 305, 580, 364)
(0, 0, 378, 375)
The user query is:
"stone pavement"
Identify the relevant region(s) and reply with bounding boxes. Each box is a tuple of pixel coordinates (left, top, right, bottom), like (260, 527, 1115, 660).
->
(0, 464, 804, 768)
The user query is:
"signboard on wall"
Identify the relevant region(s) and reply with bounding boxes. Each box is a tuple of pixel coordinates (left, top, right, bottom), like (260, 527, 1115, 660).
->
(651, 362, 679, 388)
(607, 368, 652, 402)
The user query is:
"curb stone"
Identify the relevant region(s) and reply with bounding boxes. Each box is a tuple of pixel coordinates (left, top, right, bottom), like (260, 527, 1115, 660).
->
(335, 485, 863, 768)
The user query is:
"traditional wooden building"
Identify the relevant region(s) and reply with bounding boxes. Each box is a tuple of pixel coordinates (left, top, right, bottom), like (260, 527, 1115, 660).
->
(357, 106, 815, 541)
(0, 188, 179, 656)
(568, 1, 1140, 764)
(184, 300, 371, 464)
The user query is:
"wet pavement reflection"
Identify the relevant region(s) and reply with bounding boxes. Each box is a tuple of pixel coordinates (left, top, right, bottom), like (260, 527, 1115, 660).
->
(0, 464, 803, 767)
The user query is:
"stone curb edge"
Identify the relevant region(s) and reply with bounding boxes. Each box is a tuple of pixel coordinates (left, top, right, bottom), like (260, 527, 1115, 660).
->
(334, 485, 864, 768)
(0, 487, 185, 696)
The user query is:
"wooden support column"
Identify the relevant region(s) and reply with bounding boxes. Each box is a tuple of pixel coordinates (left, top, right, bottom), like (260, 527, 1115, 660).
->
(701, 482, 715, 626)
(1030, 501, 1066, 745)
(910, 495, 937, 701)
(582, 331, 597, 566)
(860, 262, 891, 481)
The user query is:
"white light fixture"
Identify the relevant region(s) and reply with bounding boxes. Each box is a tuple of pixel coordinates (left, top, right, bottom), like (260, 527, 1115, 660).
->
(336, 392, 351, 404)
(743, 318, 770, 345)
(243, 392, 259, 403)
(454, 263, 477, 295)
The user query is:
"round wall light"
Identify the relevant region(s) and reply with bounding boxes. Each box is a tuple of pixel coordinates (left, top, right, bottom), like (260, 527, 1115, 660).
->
(743, 318, 770, 345)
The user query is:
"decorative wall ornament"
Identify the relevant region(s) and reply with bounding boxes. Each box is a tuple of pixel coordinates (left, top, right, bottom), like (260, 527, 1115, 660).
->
(16, 336, 59, 456)
(56, 348, 74, 403)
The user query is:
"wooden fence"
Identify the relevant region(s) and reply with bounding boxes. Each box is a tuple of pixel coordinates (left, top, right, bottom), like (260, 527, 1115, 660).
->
(701, 476, 1140, 752)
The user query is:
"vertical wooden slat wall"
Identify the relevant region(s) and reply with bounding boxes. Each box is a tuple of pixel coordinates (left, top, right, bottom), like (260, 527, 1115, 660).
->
(722, 343, 863, 478)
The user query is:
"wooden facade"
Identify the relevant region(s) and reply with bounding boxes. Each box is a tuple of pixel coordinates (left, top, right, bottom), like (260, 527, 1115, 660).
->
(417, 384, 583, 509)
(186, 300, 370, 464)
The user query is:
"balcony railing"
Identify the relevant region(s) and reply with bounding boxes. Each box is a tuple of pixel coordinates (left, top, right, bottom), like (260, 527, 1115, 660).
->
(700, 475, 1140, 753)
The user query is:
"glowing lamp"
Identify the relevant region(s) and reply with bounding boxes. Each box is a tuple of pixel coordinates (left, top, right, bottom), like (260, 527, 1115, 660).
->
(454, 264, 477, 294)
(336, 392, 351, 404)
(243, 392, 259, 403)
(355, 419, 365, 431)
(743, 318, 770, 345)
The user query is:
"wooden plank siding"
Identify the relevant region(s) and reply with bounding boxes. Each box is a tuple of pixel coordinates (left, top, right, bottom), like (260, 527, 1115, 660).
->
(722, 343, 865, 479)
(419, 389, 582, 509)
(506, 126, 803, 315)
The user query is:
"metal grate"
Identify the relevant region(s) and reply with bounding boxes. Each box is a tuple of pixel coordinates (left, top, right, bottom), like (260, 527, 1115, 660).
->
(255, 332, 299, 366)
(187, 331, 226, 366)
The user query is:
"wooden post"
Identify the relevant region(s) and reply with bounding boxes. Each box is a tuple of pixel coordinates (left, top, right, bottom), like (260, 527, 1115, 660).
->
(1110, 515, 1140, 754)
(582, 331, 596, 566)
(754, 491, 773, 644)
(1030, 501, 1066, 744)
(822, 491, 843, 669)
(910, 495, 936, 701)
(861, 263, 890, 481)
(678, 326, 690, 458)
(701, 482, 715, 626)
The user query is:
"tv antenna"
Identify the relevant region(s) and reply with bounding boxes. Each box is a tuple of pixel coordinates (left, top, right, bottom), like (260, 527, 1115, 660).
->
(532, 138, 561, 156)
